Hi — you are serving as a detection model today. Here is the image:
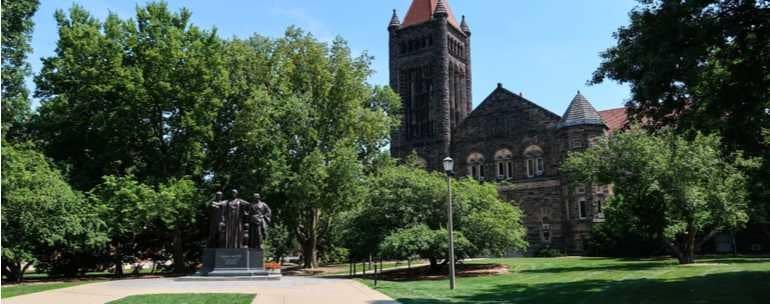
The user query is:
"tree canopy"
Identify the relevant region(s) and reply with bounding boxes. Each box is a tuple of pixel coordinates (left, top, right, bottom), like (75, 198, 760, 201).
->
(1, 142, 107, 282)
(33, 3, 228, 190)
(345, 164, 527, 270)
(1, 0, 39, 138)
(30, 2, 402, 270)
(563, 127, 754, 264)
(206, 29, 402, 268)
(592, 0, 770, 224)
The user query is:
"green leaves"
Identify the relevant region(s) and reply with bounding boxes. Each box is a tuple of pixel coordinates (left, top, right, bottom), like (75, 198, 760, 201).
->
(2, 142, 106, 280)
(1, 0, 39, 138)
(593, 0, 770, 224)
(29, 2, 402, 269)
(563, 127, 751, 262)
(346, 164, 527, 261)
(34, 3, 227, 190)
(89, 175, 201, 243)
(380, 225, 472, 261)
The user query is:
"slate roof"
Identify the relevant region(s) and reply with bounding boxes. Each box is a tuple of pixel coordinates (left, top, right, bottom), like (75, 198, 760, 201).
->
(389, 9, 401, 28)
(402, 0, 461, 30)
(460, 15, 470, 33)
(558, 92, 607, 129)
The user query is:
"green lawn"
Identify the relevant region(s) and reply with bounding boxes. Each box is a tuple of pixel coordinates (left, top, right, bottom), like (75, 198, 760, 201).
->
(107, 293, 255, 304)
(1, 281, 97, 298)
(363, 256, 770, 304)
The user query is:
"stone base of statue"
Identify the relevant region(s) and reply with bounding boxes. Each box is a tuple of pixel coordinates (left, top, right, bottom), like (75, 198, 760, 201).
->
(177, 248, 281, 281)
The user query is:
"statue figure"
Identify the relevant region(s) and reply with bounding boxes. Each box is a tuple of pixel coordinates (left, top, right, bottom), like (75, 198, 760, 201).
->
(246, 193, 272, 249)
(224, 189, 247, 248)
(207, 191, 227, 248)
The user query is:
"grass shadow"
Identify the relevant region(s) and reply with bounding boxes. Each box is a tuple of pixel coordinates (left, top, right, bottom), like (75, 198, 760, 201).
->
(392, 271, 770, 304)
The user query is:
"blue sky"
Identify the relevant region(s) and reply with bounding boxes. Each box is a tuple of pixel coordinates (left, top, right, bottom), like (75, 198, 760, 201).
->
(28, 0, 638, 114)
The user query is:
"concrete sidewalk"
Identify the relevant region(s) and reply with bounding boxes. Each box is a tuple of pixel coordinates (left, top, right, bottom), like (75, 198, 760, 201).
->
(3, 276, 399, 304)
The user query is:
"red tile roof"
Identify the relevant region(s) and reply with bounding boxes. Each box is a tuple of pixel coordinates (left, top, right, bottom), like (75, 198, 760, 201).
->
(403, 0, 461, 30)
(598, 108, 628, 133)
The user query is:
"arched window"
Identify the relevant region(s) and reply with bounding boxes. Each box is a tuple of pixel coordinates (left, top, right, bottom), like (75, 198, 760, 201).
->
(523, 145, 545, 178)
(494, 149, 513, 179)
(541, 223, 552, 243)
(467, 152, 485, 180)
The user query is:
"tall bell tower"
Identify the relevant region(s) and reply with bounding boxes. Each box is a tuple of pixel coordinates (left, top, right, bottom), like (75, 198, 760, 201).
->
(389, 0, 472, 170)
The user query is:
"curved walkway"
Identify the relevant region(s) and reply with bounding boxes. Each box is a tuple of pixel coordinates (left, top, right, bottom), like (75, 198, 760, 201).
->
(3, 276, 398, 304)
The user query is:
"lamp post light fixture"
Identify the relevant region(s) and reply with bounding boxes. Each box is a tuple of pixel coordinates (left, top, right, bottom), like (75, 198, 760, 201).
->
(442, 157, 456, 290)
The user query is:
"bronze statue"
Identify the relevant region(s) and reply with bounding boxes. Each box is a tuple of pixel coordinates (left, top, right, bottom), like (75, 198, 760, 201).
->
(207, 191, 227, 248)
(246, 193, 272, 249)
(224, 189, 247, 248)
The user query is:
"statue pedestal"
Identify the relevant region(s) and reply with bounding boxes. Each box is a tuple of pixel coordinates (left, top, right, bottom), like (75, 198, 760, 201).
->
(183, 248, 281, 280)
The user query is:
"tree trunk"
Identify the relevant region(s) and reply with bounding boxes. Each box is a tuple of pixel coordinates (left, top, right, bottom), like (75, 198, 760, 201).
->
(172, 228, 186, 273)
(682, 224, 697, 264)
(429, 257, 439, 273)
(301, 239, 317, 269)
(3, 261, 23, 283)
(113, 240, 124, 276)
(299, 208, 320, 269)
(115, 257, 124, 276)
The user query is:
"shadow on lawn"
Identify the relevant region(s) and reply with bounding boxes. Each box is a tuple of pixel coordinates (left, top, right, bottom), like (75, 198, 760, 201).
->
(393, 271, 770, 304)
(517, 261, 673, 274)
(520, 257, 770, 274)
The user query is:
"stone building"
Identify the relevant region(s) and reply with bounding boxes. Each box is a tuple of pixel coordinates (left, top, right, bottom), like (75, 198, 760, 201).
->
(388, 0, 628, 254)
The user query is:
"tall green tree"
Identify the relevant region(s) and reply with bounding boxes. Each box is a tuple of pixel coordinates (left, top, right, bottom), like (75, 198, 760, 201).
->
(2, 142, 106, 282)
(209, 29, 401, 268)
(592, 0, 770, 226)
(33, 2, 227, 272)
(345, 164, 527, 271)
(33, 2, 226, 190)
(563, 127, 754, 264)
(1, 0, 39, 138)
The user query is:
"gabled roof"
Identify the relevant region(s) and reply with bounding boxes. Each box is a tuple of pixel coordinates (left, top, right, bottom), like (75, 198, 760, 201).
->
(402, 0, 461, 30)
(558, 92, 606, 129)
(465, 84, 562, 122)
(598, 108, 628, 133)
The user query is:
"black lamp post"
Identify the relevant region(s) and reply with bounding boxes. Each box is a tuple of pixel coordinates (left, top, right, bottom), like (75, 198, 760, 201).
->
(442, 157, 456, 290)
